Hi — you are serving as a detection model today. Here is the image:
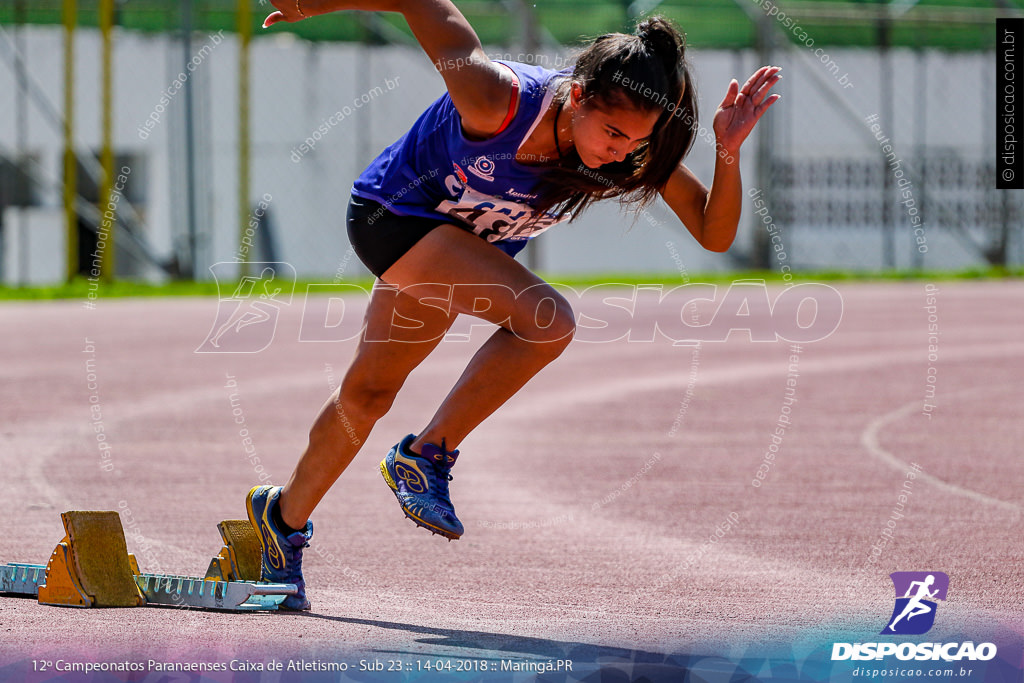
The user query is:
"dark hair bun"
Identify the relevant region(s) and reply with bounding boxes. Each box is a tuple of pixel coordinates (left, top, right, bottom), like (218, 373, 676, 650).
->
(636, 16, 684, 77)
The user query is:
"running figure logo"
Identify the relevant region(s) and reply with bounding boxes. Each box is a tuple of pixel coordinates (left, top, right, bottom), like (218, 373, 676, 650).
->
(882, 572, 949, 635)
(196, 262, 296, 353)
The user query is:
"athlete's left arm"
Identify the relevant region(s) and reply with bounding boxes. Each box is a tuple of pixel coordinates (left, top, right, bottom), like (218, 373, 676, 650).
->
(659, 65, 781, 253)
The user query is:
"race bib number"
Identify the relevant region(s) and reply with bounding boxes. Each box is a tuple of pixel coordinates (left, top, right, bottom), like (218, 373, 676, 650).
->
(436, 175, 566, 243)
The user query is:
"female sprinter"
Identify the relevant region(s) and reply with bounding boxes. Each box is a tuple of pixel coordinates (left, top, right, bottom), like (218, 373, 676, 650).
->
(246, 0, 781, 610)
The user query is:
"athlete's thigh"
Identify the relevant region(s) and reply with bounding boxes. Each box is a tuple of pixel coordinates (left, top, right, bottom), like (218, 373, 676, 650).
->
(345, 279, 458, 390)
(380, 224, 572, 333)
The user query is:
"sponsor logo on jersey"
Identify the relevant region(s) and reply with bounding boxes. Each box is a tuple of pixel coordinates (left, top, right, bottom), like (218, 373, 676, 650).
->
(452, 162, 468, 184)
(506, 187, 537, 200)
(468, 156, 495, 182)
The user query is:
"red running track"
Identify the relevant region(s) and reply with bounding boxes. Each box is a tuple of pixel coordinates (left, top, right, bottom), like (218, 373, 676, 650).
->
(0, 281, 1021, 669)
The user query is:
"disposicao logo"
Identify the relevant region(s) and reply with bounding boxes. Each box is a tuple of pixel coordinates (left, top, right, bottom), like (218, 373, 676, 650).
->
(883, 571, 948, 635)
(831, 572, 997, 662)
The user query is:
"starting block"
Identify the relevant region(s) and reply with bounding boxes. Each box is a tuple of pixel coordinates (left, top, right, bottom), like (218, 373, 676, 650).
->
(38, 511, 146, 607)
(204, 519, 262, 582)
(0, 511, 291, 611)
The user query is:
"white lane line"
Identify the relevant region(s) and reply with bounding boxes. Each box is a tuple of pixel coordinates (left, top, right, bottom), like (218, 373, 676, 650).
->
(860, 387, 1022, 513)
(498, 341, 1024, 421)
(10, 331, 1023, 552)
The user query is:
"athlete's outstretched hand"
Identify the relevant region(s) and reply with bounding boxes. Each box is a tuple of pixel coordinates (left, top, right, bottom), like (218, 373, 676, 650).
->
(263, 0, 307, 28)
(713, 65, 781, 156)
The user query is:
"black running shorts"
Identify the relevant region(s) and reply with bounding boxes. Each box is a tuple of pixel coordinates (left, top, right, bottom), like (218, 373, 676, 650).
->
(346, 194, 450, 280)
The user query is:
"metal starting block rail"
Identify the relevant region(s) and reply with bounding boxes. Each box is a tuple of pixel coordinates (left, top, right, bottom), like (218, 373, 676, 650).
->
(1, 563, 46, 595)
(0, 511, 294, 612)
(135, 573, 296, 611)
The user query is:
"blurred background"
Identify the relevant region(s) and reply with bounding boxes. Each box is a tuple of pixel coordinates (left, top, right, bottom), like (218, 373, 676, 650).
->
(0, 0, 1020, 286)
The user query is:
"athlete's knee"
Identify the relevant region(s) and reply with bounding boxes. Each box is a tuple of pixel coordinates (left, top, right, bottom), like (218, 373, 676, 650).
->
(510, 285, 576, 347)
(336, 376, 401, 423)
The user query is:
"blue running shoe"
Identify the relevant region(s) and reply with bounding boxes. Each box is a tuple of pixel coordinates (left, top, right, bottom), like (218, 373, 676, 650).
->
(245, 485, 313, 611)
(380, 434, 464, 540)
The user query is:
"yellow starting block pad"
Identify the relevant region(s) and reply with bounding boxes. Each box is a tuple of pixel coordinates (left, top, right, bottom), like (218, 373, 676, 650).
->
(37, 511, 146, 608)
(1, 511, 295, 611)
(204, 519, 262, 583)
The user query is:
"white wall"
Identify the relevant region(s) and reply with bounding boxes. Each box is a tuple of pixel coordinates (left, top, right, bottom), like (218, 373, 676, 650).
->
(0, 26, 1001, 284)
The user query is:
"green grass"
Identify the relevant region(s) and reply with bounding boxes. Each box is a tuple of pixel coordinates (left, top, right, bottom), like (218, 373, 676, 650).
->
(1, 268, 1019, 301)
(0, 277, 376, 301)
(537, 267, 1024, 288)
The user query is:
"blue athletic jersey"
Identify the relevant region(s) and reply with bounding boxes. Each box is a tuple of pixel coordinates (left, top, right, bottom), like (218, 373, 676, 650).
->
(352, 61, 570, 258)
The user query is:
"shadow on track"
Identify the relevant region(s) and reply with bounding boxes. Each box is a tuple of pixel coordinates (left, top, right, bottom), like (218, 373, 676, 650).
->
(289, 614, 757, 681)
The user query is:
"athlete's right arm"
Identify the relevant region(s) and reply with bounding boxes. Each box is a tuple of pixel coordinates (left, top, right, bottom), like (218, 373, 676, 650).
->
(263, 0, 513, 137)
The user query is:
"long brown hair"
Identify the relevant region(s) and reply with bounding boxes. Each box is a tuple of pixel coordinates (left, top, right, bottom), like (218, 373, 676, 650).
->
(534, 16, 698, 221)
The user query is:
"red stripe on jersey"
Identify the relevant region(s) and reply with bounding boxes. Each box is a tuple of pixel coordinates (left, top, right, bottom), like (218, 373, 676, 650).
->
(493, 64, 520, 136)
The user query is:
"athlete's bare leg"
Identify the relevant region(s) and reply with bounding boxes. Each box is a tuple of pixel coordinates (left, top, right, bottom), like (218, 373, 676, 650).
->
(278, 225, 575, 528)
(277, 280, 457, 529)
(379, 224, 576, 454)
